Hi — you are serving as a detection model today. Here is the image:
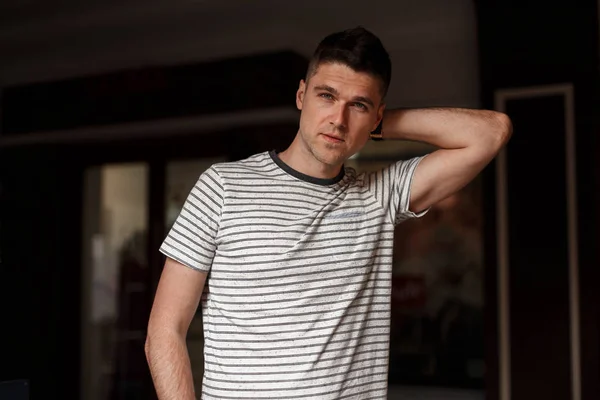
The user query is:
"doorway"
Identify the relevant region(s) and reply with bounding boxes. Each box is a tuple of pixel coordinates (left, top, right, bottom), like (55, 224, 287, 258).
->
(77, 123, 297, 399)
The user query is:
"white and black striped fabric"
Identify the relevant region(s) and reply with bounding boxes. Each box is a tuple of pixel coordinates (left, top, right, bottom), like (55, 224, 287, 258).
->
(160, 150, 426, 399)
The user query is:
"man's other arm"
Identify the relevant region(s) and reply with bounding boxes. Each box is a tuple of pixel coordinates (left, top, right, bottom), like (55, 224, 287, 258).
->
(145, 257, 207, 400)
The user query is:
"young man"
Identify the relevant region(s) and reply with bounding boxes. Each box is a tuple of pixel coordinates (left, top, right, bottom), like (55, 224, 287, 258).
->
(145, 27, 512, 399)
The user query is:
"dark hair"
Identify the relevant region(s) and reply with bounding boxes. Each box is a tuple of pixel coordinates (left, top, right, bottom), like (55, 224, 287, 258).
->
(306, 26, 392, 98)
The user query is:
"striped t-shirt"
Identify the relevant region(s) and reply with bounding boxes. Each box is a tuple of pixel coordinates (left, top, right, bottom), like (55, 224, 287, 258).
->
(160, 150, 426, 399)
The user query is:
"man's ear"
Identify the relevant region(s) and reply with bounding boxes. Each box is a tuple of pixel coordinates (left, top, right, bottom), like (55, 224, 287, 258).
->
(296, 79, 306, 111)
(373, 103, 386, 131)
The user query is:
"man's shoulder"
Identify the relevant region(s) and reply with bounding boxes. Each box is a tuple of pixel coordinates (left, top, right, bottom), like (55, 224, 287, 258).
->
(211, 151, 271, 170)
(208, 151, 274, 179)
(358, 156, 425, 176)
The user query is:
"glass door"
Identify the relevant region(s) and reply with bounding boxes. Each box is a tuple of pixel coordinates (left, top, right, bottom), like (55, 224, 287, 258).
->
(81, 163, 151, 400)
(80, 156, 227, 399)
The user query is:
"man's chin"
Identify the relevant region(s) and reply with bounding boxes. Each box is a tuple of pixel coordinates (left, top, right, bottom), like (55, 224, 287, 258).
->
(306, 141, 347, 163)
(313, 151, 347, 168)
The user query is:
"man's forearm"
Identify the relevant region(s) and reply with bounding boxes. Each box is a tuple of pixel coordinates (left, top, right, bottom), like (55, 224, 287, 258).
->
(145, 330, 196, 400)
(381, 107, 511, 150)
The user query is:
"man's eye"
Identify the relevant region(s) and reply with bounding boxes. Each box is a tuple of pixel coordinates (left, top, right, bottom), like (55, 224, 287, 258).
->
(319, 93, 334, 100)
(353, 102, 367, 110)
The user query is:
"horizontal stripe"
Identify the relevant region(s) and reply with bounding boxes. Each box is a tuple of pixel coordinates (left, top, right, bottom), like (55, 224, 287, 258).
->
(217, 217, 380, 233)
(203, 385, 386, 400)
(210, 276, 388, 297)
(218, 222, 392, 241)
(205, 343, 388, 369)
(204, 328, 388, 353)
(202, 376, 388, 398)
(208, 293, 389, 315)
(207, 301, 389, 324)
(205, 322, 390, 344)
(207, 280, 387, 305)
(209, 263, 390, 287)
(213, 246, 391, 265)
(204, 365, 387, 386)
(208, 308, 389, 329)
(203, 339, 390, 360)
(210, 256, 390, 279)
(205, 321, 388, 345)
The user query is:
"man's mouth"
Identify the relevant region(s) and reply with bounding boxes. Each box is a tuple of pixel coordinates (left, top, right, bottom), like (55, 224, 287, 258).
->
(321, 133, 345, 143)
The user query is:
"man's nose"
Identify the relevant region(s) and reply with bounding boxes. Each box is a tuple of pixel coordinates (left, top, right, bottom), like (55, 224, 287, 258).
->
(329, 103, 348, 131)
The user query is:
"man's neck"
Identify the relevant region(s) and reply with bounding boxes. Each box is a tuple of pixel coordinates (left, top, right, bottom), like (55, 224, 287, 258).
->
(277, 137, 342, 180)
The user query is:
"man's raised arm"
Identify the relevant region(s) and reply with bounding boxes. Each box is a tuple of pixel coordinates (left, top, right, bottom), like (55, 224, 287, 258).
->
(381, 107, 512, 213)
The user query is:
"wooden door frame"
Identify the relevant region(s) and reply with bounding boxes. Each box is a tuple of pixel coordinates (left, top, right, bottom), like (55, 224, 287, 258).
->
(493, 83, 579, 400)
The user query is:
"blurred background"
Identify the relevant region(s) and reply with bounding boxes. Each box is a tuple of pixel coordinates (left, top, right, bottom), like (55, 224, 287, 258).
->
(0, 1, 598, 399)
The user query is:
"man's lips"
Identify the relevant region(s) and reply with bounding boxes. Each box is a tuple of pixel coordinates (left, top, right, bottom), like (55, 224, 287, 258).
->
(321, 133, 345, 143)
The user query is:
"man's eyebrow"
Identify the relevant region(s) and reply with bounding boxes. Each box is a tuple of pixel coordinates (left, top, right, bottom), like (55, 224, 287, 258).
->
(313, 84, 339, 95)
(313, 84, 374, 108)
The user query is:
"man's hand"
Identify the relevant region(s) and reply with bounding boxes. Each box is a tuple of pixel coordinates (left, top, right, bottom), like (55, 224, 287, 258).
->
(382, 107, 512, 213)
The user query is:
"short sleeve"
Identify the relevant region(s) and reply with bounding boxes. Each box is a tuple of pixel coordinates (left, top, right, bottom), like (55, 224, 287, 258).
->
(159, 166, 224, 272)
(366, 155, 429, 225)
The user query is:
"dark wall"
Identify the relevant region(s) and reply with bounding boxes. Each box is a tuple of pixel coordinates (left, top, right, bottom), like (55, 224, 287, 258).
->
(0, 145, 82, 398)
(476, 2, 600, 399)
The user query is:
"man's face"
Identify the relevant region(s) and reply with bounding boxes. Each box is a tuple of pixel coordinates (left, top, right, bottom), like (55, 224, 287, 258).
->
(296, 62, 385, 169)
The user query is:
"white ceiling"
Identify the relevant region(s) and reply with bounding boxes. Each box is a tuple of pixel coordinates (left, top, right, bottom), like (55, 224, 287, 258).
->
(0, 0, 477, 85)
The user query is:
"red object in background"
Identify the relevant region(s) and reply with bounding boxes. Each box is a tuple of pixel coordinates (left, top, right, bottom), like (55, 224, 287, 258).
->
(392, 275, 427, 309)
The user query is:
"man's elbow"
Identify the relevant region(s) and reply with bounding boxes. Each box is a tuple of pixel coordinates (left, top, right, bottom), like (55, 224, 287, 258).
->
(145, 324, 186, 356)
(145, 332, 154, 362)
(477, 111, 512, 154)
(491, 111, 513, 147)
(145, 324, 164, 361)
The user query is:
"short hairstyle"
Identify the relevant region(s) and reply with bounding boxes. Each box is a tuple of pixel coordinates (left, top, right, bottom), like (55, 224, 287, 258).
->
(306, 26, 392, 98)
